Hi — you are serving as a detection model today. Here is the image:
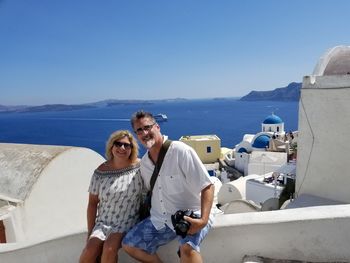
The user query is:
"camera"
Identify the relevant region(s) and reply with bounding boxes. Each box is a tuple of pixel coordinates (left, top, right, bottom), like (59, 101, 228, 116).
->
(171, 209, 200, 238)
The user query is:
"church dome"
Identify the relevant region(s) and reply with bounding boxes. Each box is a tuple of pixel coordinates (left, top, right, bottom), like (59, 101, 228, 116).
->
(237, 147, 248, 153)
(263, 114, 283, 124)
(252, 134, 271, 148)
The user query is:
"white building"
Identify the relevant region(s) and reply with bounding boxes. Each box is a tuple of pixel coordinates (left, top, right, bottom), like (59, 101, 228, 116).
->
(233, 114, 290, 176)
(0, 144, 104, 244)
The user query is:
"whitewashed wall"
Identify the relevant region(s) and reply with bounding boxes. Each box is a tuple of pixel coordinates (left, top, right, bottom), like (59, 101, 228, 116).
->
(23, 147, 105, 241)
(297, 75, 350, 203)
(2, 205, 350, 262)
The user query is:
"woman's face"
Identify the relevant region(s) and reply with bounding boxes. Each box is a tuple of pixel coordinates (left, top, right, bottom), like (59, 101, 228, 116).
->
(111, 136, 132, 160)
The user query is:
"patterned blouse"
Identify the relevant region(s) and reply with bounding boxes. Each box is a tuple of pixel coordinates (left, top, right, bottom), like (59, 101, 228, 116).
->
(88, 163, 143, 233)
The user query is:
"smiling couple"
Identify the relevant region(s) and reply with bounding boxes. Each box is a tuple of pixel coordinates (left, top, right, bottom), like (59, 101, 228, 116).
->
(80, 110, 214, 263)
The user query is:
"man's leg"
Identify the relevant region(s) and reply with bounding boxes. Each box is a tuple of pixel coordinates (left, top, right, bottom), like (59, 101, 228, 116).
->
(122, 218, 176, 263)
(178, 217, 212, 263)
(179, 243, 202, 263)
(123, 244, 163, 263)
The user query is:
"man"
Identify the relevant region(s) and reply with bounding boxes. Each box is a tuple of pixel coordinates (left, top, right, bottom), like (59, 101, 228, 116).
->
(122, 111, 214, 263)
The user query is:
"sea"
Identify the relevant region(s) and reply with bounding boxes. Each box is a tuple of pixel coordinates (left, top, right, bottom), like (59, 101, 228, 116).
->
(0, 99, 299, 157)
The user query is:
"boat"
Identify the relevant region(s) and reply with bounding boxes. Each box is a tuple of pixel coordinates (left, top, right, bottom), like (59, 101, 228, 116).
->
(2, 46, 350, 262)
(154, 113, 168, 122)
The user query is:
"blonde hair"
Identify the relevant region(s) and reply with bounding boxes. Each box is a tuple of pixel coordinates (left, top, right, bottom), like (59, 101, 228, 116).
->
(105, 130, 139, 162)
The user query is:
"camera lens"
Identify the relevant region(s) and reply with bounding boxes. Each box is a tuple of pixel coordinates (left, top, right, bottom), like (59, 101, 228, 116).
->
(172, 209, 196, 238)
(177, 222, 190, 233)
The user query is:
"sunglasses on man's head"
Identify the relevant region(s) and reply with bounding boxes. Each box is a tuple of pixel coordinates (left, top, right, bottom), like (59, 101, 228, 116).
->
(113, 141, 133, 149)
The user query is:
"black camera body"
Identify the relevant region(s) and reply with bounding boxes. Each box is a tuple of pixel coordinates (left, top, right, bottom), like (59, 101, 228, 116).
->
(171, 209, 200, 238)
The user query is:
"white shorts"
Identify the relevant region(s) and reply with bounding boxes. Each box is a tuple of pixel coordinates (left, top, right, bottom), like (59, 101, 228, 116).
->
(89, 223, 120, 241)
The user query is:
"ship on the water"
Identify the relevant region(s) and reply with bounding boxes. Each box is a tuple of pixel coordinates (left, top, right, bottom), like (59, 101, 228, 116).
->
(154, 113, 168, 122)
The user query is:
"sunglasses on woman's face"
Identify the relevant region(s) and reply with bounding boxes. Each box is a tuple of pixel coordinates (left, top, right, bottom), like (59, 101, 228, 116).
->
(113, 141, 133, 149)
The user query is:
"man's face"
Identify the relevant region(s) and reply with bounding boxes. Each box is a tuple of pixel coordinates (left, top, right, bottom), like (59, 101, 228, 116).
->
(133, 117, 159, 149)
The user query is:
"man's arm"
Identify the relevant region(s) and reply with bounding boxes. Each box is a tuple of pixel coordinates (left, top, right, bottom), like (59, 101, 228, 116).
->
(185, 183, 214, 235)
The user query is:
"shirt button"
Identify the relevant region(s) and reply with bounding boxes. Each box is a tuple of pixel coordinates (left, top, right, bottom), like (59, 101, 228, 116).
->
(160, 200, 163, 202)
(163, 212, 166, 215)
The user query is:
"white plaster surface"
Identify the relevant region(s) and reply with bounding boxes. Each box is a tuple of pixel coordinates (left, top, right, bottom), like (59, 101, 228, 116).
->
(297, 75, 350, 203)
(1, 205, 350, 262)
(313, 45, 350, 76)
(217, 174, 262, 205)
(0, 143, 72, 202)
(0, 144, 105, 243)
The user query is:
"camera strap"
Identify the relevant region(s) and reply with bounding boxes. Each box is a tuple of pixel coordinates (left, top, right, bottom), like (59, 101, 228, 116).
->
(149, 139, 172, 194)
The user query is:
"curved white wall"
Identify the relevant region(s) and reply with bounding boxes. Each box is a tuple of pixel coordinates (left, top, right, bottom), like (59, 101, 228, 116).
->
(297, 75, 350, 203)
(0, 144, 106, 243)
(23, 147, 105, 241)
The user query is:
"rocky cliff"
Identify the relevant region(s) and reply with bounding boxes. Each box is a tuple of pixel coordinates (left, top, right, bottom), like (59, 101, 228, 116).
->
(240, 82, 301, 101)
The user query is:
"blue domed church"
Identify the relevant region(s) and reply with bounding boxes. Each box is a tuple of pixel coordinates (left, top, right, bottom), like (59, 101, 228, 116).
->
(262, 114, 284, 133)
(232, 114, 290, 175)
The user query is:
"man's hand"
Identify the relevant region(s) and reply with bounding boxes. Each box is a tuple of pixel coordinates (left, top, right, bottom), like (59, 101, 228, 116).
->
(183, 216, 207, 235)
(183, 184, 214, 236)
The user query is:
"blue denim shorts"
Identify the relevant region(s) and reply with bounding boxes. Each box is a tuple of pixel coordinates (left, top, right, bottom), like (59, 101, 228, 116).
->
(122, 217, 212, 255)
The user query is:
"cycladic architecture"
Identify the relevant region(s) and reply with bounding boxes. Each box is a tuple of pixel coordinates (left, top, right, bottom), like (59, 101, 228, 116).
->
(0, 144, 104, 246)
(179, 134, 221, 164)
(296, 45, 350, 204)
(2, 46, 350, 262)
(233, 114, 294, 176)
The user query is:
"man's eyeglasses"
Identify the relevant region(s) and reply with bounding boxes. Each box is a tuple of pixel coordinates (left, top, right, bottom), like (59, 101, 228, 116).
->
(134, 123, 155, 135)
(113, 141, 133, 149)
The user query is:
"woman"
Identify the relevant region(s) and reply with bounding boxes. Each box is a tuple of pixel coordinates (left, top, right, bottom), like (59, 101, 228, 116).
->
(79, 130, 142, 263)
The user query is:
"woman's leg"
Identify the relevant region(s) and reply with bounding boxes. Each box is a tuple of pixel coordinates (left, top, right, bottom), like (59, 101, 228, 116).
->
(101, 232, 124, 263)
(79, 237, 104, 263)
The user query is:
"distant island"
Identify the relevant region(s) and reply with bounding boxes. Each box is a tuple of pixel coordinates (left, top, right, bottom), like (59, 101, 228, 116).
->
(240, 82, 302, 101)
(0, 83, 301, 114)
(0, 98, 188, 113)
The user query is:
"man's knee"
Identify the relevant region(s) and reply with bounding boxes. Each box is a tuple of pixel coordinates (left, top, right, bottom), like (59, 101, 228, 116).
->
(179, 243, 196, 257)
(122, 243, 135, 255)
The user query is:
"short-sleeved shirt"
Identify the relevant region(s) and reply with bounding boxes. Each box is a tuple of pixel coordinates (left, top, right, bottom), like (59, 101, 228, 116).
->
(140, 138, 213, 230)
(88, 163, 143, 233)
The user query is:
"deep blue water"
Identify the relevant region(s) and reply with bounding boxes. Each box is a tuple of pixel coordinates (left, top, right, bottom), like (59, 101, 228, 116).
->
(0, 99, 299, 157)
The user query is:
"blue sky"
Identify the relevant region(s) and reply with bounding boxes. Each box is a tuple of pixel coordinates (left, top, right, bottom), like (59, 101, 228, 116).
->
(1, 0, 350, 105)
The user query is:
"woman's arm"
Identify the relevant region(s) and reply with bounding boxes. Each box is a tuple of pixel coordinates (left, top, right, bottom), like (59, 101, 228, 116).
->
(87, 193, 99, 237)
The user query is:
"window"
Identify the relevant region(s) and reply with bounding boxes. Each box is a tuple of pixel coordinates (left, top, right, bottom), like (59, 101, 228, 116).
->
(0, 220, 6, 243)
(207, 146, 211, 153)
